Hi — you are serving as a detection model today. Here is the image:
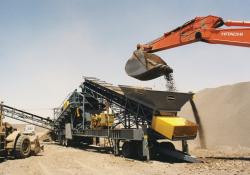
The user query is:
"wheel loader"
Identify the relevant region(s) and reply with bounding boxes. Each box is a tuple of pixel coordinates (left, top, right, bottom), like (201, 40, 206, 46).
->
(0, 102, 43, 159)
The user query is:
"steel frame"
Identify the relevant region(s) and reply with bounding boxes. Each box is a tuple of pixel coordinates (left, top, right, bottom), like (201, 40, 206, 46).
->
(82, 79, 153, 129)
(52, 77, 199, 162)
(74, 129, 144, 141)
(0, 104, 53, 130)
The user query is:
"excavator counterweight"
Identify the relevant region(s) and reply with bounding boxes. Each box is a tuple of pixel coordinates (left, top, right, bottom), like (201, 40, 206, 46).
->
(126, 15, 250, 81)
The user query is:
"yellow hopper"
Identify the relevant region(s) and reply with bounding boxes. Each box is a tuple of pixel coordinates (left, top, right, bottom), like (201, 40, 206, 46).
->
(151, 116, 198, 140)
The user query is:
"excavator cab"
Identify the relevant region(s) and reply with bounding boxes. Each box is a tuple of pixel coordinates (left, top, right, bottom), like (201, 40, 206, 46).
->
(125, 49, 173, 81)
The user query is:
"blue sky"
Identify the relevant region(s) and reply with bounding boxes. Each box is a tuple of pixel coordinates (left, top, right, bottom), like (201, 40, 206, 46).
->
(0, 0, 250, 117)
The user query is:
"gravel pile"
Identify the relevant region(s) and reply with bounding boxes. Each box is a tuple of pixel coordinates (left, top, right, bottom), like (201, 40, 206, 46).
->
(179, 82, 250, 147)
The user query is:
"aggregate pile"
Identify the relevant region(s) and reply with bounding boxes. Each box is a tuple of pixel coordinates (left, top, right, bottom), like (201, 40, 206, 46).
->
(179, 81, 250, 147)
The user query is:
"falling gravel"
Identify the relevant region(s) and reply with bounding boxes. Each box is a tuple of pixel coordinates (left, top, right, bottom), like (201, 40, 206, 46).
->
(165, 73, 176, 92)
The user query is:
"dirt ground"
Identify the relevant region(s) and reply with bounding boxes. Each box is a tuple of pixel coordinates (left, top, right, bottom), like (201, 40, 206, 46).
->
(0, 143, 249, 175)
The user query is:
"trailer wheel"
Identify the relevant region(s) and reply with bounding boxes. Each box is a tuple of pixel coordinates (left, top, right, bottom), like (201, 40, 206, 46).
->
(148, 141, 158, 159)
(122, 141, 132, 158)
(58, 135, 64, 145)
(15, 135, 31, 158)
(84, 137, 93, 145)
(0, 150, 7, 161)
(128, 141, 147, 160)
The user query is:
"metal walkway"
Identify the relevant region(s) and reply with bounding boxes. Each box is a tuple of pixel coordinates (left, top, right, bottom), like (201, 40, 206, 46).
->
(0, 104, 53, 130)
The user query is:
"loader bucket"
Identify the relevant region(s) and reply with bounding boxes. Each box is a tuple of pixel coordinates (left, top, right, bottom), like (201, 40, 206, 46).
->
(125, 50, 173, 81)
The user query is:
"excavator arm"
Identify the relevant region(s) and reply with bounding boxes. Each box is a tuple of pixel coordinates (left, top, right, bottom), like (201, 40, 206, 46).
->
(125, 15, 250, 81)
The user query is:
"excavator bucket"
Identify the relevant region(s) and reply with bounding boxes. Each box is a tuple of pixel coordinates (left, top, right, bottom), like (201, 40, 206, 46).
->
(125, 50, 173, 81)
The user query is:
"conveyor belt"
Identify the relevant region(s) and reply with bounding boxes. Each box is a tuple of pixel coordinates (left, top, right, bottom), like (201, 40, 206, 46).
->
(0, 104, 53, 130)
(82, 77, 193, 123)
(82, 78, 153, 123)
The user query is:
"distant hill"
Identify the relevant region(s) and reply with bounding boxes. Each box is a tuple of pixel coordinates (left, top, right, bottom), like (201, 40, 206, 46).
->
(179, 82, 250, 147)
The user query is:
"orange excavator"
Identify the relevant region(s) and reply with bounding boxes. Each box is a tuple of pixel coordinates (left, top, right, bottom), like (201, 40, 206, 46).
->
(125, 15, 250, 81)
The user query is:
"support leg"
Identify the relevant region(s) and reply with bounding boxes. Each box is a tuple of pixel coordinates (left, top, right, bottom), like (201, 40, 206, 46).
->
(182, 140, 189, 154)
(142, 136, 150, 160)
(113, 139, 120, 156)
(142, 125, 150, 160)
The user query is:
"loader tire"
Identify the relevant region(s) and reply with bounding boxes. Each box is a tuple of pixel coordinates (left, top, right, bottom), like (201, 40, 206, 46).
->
(15, 135, 31, 158)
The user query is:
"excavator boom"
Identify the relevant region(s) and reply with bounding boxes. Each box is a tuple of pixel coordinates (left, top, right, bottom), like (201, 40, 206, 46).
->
(125, 15, 250, 81)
